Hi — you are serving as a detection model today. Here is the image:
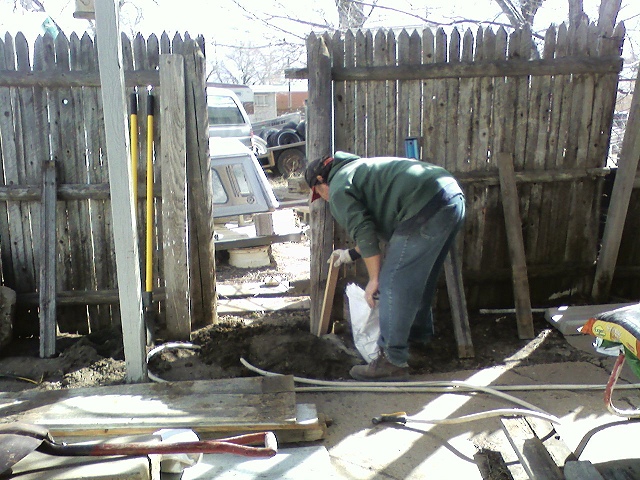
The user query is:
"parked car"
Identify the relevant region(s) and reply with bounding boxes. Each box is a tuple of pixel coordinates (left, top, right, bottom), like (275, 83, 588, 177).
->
(207, 87, 253, 150)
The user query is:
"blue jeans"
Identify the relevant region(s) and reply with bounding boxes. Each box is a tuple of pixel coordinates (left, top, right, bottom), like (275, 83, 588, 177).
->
(377, 194, 465, 367)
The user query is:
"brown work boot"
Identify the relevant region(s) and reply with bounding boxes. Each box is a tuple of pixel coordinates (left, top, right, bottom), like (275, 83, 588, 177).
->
(350, 353, 409, 381)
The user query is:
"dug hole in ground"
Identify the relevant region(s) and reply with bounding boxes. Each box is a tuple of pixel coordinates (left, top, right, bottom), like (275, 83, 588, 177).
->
(0, 174, 637, 479)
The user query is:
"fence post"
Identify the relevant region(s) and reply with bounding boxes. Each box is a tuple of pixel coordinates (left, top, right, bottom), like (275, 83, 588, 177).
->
(497, 152, 535, 339)
(592, 76, 640, 301)
(160, 54, 192, 340)
(183, 40, 217, 328)
(39, 158, 56, 358)
(94, 0, 146, 382)
(307, 33, 334, 335)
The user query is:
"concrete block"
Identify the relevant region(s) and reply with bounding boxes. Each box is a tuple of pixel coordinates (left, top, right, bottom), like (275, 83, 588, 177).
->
(181, 445, 339, 479)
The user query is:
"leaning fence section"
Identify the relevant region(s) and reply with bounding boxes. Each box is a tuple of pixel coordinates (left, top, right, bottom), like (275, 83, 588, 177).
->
(325, 19, 625, 308)
(0, 31, 205, 336)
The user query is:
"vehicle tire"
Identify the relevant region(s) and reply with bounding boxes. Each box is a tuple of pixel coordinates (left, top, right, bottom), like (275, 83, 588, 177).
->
(282, 121, 298, 131)
(296, 120, 306, 140)
(276, 129, 301, 146)
(266, 129, 280, 147)
(261, 127, 278, 142)
(276, 148, 306, 177)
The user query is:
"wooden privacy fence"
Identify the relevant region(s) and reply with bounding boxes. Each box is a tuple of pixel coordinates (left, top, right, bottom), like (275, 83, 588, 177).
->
(302, 18, 630, 323)
(0, 31, 216, 340)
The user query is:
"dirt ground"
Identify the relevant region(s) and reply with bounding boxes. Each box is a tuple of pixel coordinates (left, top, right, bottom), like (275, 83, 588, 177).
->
(0, 235, 598, 394)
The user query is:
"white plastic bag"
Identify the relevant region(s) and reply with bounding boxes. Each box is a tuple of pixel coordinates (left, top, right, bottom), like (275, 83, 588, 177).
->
(153, 428, 202, 473)
(346, 283, 380, 363)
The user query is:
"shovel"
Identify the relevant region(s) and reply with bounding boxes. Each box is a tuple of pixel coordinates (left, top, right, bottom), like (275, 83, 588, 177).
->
(0, 422, 277, 476)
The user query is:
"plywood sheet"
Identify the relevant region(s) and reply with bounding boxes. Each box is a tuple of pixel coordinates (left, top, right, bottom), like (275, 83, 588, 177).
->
(0, 376, 298, 437)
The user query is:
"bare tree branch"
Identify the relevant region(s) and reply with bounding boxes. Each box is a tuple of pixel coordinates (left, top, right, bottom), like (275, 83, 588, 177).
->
(493, 0, 527, 27)
(230, 0, 310, 41)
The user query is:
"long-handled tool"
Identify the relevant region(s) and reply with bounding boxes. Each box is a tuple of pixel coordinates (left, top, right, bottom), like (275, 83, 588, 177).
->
(130, 89, 139, 211)
(143, 88, 156, 342)
(0, 422, 277, 476)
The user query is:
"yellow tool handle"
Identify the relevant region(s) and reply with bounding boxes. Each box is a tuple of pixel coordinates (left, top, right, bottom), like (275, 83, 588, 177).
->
(129, 92, 138, 211)
(145, 91, 155, 294)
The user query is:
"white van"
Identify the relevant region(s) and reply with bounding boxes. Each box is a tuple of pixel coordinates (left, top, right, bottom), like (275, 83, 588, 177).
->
(207, 87, 253, 150)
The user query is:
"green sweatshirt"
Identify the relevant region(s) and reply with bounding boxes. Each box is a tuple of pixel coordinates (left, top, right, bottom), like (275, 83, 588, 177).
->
(327, 151, 456, 258)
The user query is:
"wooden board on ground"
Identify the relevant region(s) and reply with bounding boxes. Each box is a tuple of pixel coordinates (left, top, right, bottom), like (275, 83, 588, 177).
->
(544, 303, 636, 336)
(217, 296, 310, 314)
(0, 376, 323, 440)
(500, 416, 563, 480)
(316, 252, 340, 336)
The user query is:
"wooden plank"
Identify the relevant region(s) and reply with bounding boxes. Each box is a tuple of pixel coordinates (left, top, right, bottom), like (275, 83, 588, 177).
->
(444, 28, 460, 171)
(0, 69, 161, 87)
(366, 30, 378, 157)
(14, 33, 40, 299)
(332, 30, 350, 152)
(0, 36, 31, 298)
(525, 416, 576, 468)
(354, 30, 367, 156)
(0, 377, 299, 437)
(407, 30, 422, 155)
(497, 153, 535, 339)
(455, 29, 473, 174)
(384, 31, 397, 156)
(306, 33, 334, 335)
(443, 238, 474, 358)
(421, 28, 435, 160)
(39, 159, 57, 358)
(94, 0, 146, 382)
(81, 32, 112, 330)
(217, 296, 310, 314)
(469, 29, 504, 306)
(159, 54, 191, 340)
(592, 28, 640, 301)
(432, 29, 447, 168)
(501, 416, 563, 480)
(329, 55, 622, 81)
(51, 34, 82, 332)
(0, 37, 16, 290)
(69, 33, 95, 333)
(534, 26, 560, 268)
(396, 30, 410, 156)
(183, 40, 217, 329)
(316, 252, 339, 336)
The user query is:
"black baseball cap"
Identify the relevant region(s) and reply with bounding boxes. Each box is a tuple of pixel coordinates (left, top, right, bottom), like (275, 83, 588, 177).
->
(304, 156, 334, 201)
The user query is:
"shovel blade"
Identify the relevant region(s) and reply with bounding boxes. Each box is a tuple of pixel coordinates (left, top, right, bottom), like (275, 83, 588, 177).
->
(0, 433, 44, 476)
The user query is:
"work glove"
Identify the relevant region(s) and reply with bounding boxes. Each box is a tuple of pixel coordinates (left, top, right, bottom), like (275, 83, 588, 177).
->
(329, 248, 361, 267)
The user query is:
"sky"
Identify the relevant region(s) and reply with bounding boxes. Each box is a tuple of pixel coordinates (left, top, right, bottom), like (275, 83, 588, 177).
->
(0, 0, 638, 76)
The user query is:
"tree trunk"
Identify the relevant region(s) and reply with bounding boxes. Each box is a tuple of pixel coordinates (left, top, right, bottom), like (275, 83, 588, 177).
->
(598, 0, 622, 34)
(335, 0, 366, 29)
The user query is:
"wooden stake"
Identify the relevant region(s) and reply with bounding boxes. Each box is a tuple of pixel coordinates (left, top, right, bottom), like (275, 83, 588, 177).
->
(316, 252, 340, 336)
(497, 152, 535, 339)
